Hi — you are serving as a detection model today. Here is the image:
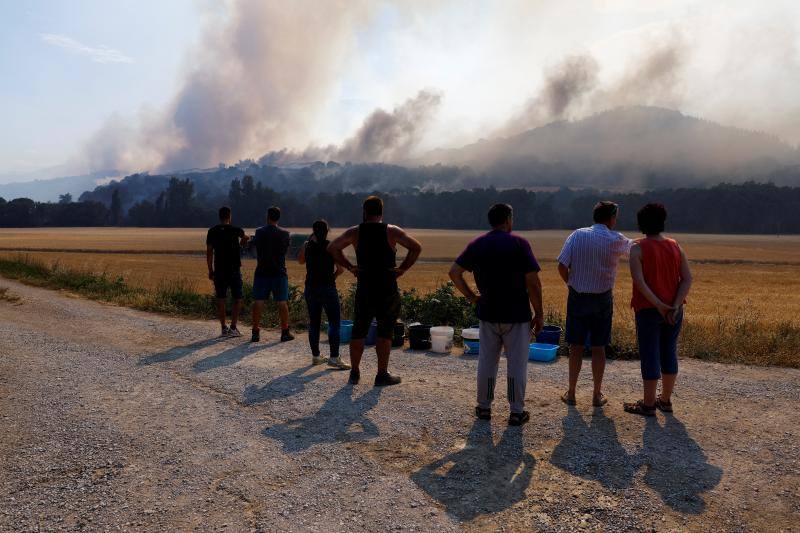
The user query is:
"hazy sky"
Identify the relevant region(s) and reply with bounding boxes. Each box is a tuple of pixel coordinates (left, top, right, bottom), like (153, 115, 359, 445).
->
(1, 0, 800, 182)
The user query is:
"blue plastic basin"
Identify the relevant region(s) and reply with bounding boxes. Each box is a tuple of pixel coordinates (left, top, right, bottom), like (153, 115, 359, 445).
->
(529, 343, 558, 362)
(463, 339, 480, 355)
(339, 320, 353, 343)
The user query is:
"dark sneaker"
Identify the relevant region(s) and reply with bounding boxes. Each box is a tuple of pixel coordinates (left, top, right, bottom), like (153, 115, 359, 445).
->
(227, 326, 243, 338)
(475, 406, 492, 420)
(348, 369, 360, 385)
(219, 326, 230, 338)
(374, 372, 402, 387)
(251, 329, 260, 343)
(280, 329, 295, 342)
(508, 411, 530, 426)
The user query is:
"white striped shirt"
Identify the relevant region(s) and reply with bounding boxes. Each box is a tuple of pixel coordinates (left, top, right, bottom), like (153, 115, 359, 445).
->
(557, 224, 632, 294)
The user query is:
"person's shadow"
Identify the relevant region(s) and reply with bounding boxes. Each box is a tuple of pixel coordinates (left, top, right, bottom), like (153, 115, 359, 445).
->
(137, 337, 224, 366)
(640, 415, 722, 514)
(411, 420, 535, 521)
(191, 341, 276, 373)
(550, 406, 637, 490)
(263, 384, 384, 453)
(242, 365, 328, 405)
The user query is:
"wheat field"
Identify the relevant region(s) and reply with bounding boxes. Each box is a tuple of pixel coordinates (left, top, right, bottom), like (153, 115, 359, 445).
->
(1, 227, 798, 366)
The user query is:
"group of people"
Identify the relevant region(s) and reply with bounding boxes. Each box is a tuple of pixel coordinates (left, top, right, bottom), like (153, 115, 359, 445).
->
(206, 194, 692, 426)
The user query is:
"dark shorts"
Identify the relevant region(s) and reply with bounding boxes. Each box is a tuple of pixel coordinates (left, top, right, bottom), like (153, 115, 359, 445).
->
(214, 270, 243, 299)
(636, 307, 682, 380)
(565, 288, 613, 347)
(352, 285, 401, 341)
(253, 275, 289, 301)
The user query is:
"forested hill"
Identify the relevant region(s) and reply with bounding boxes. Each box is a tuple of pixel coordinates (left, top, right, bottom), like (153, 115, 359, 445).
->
(2, 180, 799, 234)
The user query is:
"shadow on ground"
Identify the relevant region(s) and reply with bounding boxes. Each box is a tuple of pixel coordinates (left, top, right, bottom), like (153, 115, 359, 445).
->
(263, 384, 384, 453)
(551, 406, 636, 489)
(411, 420, 534, 521)
(191, 341, 276, 373)
(640, 415, 723, 514)
(551, 407, 722, 514)
(137, 338, 225, 366)
(243, 365, 330, 405)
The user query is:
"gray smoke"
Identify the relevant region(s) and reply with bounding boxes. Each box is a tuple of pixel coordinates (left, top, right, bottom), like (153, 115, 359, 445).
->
(502, 54, 599, 135)
(83, 0, 373, 173)
(336, 90, 443, 162)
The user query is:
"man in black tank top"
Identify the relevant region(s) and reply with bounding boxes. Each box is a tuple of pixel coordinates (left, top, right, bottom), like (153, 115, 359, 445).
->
(328, 195, 422, 387)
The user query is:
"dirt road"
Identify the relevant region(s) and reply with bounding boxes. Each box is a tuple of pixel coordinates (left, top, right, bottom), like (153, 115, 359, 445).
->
(1, 278, 798, 531)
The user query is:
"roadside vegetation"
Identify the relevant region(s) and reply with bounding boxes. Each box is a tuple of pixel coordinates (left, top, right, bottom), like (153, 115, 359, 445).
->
(1, 254, 797, 368)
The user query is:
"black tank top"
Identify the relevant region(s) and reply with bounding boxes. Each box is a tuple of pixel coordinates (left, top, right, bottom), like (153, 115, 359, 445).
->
(356, 222, 397, 290)
(304, 239, 336, 288)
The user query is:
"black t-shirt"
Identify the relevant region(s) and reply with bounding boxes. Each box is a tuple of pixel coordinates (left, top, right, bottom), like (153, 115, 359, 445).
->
(253, 224, 290, 277)
(304, 239, 336, 288)
(455, 230, 540, 323)
(206, 224, 245, 273)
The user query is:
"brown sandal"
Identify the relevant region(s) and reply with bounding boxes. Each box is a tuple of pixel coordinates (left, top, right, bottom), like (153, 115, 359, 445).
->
(561, 392, 577, 406)
(623, 400, 656, 416)
(655, 397, 673, 413)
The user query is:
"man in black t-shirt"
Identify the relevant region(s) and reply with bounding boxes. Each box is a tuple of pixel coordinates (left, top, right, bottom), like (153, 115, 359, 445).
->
(206, 206, 248, 337)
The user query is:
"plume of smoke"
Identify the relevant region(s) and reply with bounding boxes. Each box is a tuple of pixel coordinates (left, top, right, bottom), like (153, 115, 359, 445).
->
(336, 90, 443, 162)
(83, 0, 372, 173)
(258, 89, 443, 165)
(501, 54, 599, 135)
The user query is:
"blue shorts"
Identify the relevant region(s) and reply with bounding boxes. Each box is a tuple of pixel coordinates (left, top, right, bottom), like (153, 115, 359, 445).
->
(214, 270, 243, 299)
(636, 307, 683, 380)
(565, 288, 613, 347)
(253, 275, 288, 302)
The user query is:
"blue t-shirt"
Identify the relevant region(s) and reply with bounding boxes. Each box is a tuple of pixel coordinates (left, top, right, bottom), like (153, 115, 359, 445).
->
(455, 230, 540, 323)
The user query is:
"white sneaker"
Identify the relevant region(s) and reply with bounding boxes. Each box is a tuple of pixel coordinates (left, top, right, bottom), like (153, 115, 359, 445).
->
(227, 326, 243, 338)
(312, 355, 327, 366)
(219, 326, 230, 338)
(327, 357, 351, 370)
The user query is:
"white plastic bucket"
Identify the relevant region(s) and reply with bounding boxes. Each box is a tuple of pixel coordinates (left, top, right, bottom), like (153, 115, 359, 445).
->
(461, 328, 479, 340)
(430, 326, 454, 353)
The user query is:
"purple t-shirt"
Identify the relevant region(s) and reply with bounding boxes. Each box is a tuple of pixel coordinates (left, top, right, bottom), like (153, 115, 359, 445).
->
(455, 230, 540, 323)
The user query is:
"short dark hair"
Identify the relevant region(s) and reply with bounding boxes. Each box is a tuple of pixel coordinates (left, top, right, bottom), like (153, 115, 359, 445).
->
(267, 206, 281, 222)
(218, 206, 231, 221)
(637, 203, 667, 235)
(363, 195, 383, 218)
(488, 203, 513, 227)
(312, 219, 329, 242)
(593, 201, 618, 223)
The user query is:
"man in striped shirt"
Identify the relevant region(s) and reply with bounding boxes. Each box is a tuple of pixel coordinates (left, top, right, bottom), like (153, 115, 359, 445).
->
(557, 201, 632, 407)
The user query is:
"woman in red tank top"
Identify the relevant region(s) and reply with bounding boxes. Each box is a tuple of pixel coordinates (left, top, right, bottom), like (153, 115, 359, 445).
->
(623, 203, 693, 417)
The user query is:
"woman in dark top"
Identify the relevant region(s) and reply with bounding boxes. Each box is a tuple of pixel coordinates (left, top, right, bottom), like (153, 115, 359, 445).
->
(298, 220, 350, 369)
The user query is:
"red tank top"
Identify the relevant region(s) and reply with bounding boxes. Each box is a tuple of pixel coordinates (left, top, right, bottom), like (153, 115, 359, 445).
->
(631, 238, 682, 312)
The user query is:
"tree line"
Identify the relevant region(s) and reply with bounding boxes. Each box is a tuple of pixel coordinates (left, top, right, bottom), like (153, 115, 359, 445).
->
(2, 177, 799, 234)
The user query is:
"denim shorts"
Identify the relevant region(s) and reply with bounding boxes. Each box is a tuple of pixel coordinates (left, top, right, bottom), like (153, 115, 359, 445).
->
(213, 270, 243, 299)
(253, 275, 289, 301)
(636, 307, 683, 380)
(565, 288, 613, 347)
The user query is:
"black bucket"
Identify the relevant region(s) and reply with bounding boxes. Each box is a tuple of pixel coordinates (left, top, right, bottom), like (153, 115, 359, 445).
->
(408, 324, 432, 350)
(392, 322, 405, 347)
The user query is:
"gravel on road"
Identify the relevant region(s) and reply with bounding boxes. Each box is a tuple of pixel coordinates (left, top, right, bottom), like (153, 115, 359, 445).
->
(1, 278, 798, 531)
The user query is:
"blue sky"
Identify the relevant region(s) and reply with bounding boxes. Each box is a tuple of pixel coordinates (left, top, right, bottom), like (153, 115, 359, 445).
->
(0, 0, 202, 177)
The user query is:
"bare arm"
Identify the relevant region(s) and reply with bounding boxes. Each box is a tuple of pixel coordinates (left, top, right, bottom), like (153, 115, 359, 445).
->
(557, 262, 570, 285)
(629, 244, 673, 317)
(206, 245, 214, 280)
(327, 227, 359, 275)
(526, 271, 544, 334)
(449, 263, 478, 304)
(668, 247, 693, 324)
(390, 225, 422, 277)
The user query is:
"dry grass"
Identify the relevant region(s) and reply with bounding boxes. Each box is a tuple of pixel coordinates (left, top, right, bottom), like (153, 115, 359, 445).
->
(1, 228, 798, 367)
(0, 286, 21, 304)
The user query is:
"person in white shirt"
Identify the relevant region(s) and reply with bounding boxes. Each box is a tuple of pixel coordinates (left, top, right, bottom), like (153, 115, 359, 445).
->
(557, 201, 632, 407)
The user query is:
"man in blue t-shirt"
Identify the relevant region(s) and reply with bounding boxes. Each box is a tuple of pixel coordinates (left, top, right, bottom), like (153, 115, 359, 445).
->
(449, 203, 544, 426)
